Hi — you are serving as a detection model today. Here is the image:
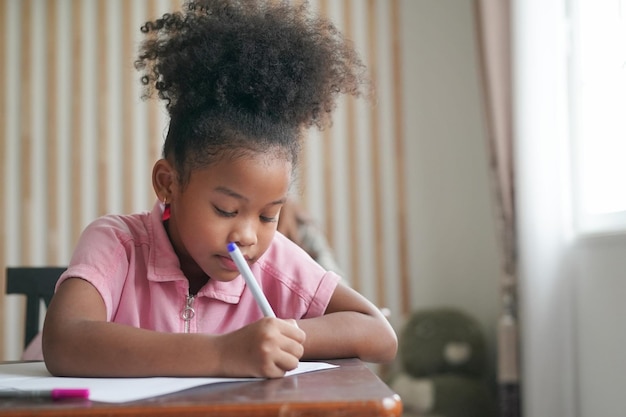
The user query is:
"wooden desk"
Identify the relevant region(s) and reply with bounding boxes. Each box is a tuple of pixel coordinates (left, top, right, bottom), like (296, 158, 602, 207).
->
(0, 358, 402, 417)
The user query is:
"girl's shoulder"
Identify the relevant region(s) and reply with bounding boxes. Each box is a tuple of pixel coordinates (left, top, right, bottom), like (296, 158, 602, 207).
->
(256, 233, 341, 318)
(80, 210, 153, 245)
(263, 232, 320, 267)
(257, 233, 340, 287)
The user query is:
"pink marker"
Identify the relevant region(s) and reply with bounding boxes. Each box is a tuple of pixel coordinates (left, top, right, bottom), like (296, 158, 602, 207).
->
(0, 388, 90, 400)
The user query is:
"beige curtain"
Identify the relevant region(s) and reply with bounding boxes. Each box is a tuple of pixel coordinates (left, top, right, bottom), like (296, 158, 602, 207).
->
(473, 1, 521, 416)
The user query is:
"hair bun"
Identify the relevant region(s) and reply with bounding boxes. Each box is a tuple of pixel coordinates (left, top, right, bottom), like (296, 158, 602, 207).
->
(135, 0, 368, 129)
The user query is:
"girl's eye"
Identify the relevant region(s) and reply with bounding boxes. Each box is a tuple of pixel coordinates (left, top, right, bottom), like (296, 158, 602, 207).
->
(260, 215, 278, 223)
(214, 206, 237, 217)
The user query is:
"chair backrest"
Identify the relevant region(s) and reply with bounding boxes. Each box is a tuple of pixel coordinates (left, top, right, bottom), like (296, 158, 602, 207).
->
(5, 267, 66, 348)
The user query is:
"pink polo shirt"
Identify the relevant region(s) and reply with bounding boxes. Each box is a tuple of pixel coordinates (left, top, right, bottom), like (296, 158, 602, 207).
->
(57, 202, 340, 334)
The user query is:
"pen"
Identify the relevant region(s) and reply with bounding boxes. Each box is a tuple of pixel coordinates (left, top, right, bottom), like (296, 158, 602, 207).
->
(227, 242, 276, 318)
(0, 388, 90, 400)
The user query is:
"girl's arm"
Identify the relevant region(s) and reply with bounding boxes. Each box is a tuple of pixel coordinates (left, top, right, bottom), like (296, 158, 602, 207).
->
(42, 278, 305, 378)
(297, 282, 398, 363)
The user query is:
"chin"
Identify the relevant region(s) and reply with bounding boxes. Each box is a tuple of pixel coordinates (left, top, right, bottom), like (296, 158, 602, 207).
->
(208, 265, 240, 282)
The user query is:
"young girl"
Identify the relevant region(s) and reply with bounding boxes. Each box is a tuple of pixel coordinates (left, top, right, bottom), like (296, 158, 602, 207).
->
(42, 0, 397, 378)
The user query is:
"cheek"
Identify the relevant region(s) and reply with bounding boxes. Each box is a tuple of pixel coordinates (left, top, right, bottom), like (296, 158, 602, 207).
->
(177, 206, 224, 243)
(257, 224, 278, 249)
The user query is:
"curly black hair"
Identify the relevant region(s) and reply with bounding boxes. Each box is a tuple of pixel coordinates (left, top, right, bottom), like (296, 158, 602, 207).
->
(135, 0, 368, 184)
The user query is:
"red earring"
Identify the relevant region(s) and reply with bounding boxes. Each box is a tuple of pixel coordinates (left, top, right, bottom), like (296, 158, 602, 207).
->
(162, 197, 171, 221)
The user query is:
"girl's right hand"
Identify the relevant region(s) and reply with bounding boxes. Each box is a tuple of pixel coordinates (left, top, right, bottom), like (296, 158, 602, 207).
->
(215, 318, 305, 378)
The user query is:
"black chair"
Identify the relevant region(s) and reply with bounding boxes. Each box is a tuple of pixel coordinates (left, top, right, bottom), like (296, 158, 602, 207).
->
(5, 267, 66, 348)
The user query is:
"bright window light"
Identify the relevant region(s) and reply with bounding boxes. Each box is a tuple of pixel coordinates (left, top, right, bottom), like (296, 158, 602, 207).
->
(570, 0, 626, 234)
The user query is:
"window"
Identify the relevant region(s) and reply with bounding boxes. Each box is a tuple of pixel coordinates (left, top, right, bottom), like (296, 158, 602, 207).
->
(570, 0, 626, 235)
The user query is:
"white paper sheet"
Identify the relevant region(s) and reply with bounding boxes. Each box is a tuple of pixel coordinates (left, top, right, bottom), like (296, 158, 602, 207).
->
(0, 361, 338, 403)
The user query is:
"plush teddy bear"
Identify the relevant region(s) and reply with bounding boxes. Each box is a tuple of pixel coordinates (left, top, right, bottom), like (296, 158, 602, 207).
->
(389, 308, 496, 417)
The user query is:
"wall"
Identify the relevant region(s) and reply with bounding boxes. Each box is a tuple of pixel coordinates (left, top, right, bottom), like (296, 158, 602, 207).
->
(400, 0, 500, 378)
(1, 0, 500, 389)
(574, 237, 626, 416)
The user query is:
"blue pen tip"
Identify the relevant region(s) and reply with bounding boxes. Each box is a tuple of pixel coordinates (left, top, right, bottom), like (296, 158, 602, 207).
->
(227, 242, 236, 252)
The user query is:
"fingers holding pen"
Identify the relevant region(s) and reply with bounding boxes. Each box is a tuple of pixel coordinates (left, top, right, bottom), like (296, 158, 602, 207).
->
(258, 317, 306, 363)
(270, 319, 306, 377)
(249, 317, 305, 378)
(279, 318, 306, 356)
(215, 317, 306, 378)
(283, 318, 305, 342)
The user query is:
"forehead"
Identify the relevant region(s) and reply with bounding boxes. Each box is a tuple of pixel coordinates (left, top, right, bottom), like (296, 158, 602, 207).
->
(186, 152, 292, 199)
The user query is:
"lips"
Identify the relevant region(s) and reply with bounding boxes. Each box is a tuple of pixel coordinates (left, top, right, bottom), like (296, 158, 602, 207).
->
(218, 254, 239, 272)
(218, 252, 255, 275)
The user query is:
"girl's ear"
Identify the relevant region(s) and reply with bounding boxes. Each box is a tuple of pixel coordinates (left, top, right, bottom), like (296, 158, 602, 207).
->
(152, 159, 176, 203)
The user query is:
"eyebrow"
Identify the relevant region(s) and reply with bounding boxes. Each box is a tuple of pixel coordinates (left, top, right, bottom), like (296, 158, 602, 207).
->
(214, 186, 286, 206)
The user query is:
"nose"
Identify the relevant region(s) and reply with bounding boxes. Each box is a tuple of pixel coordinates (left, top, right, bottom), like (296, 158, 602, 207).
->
(228, 217, 258, 248)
